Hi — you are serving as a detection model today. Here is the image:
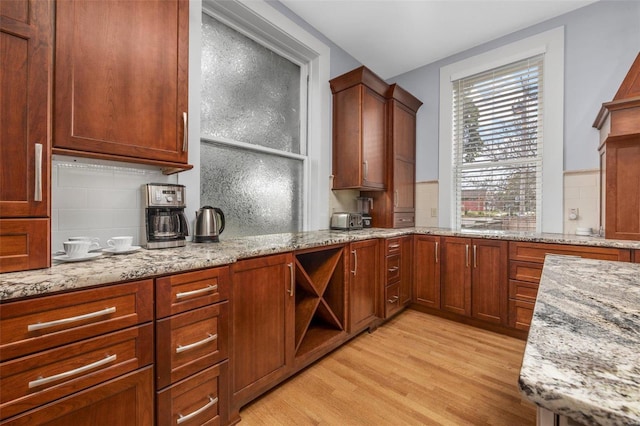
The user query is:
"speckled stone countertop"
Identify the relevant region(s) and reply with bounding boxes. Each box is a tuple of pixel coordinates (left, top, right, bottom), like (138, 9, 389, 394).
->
(519, 256, 640, 425)
(2, 227, 639, 302)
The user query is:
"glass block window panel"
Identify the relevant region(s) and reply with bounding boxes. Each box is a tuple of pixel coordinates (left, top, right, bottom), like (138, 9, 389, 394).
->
(201, 13, 301, 154)
(200, 141, 302, 237)
(452, 55, 543, 232)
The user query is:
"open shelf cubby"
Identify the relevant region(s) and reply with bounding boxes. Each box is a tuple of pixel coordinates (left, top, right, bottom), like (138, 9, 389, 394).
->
(294, 246, 346, 358)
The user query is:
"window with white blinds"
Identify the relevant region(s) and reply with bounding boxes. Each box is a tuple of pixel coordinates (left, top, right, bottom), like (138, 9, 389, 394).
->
(452, 55, 543, 231)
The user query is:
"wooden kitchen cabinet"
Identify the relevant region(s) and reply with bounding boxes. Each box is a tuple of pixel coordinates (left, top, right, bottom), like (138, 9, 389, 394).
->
(413, 235, 441, 310)
(594, 53, 640, 240)
(229, 253, 294, 419)
(366, 85, 423, 228)
(53, 0, 191, 172)
(634, 250, 640, 263)
(348, 239, 379, 332)
(330, 66, 388, 190)
(441, 237, 507, 325)
(382, 236, 413, 318)
(0, 0, 52, 272)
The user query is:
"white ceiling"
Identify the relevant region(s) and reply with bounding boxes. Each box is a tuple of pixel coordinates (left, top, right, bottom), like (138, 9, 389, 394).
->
(279, 0, 597, 79)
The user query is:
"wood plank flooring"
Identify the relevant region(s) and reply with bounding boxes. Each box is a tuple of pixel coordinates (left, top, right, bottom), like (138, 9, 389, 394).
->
(239, 309, 536, 425)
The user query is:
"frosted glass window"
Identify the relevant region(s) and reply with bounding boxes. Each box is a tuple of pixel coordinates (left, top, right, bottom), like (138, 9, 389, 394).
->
(201, 13, 301, 153)
(200, 142, 302, 237)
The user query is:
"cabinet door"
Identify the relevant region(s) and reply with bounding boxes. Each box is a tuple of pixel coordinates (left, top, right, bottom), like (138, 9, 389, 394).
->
(392, 102, 416, 214)
(1, 0, 51, 218)
(361, 87, 387, 189)
(1, 367, 153, 426)
(54, 0, 189, 165)
(348, 239, 379, 332)
(441, 237, 471, 316)
(471, 239, 508, 325)
(230, 253, 294, 411)
(413, 235, 441, 309)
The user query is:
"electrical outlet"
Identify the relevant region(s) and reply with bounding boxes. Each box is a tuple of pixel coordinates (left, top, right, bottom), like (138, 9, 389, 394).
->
(568, 208, 579, 220)
(431, 208, 438, 217)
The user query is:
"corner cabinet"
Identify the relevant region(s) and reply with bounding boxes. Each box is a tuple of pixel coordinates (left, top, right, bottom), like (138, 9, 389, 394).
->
(330, 66, 388, 190)
(0, 0, 52, 273)
(53, 0, 191, 172)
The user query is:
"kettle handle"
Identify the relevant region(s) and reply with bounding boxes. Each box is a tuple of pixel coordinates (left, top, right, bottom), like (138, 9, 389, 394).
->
(178, 212, 189, 237)
(214, 207, 225, 234)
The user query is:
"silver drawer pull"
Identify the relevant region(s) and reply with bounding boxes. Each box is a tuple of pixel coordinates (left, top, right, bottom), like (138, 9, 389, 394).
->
(29, 354, 117, 389)
(388, 266, 399, 272)
(387, 296, 399, 304)
(182, 112, 188, 152)
(28, 307, 117, 332)
(176, 333, 217, 354)
(388, 244, 400, 249)
(175, 285, 218, 299)
(177, 396, 218, 424)
(34, 143, 43, 201)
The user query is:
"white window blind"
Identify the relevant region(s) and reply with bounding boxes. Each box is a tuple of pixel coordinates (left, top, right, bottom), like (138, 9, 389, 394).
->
(452, 54, 544, 231)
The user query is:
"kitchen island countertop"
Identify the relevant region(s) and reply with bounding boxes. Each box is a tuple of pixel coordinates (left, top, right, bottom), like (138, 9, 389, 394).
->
(519, 255, 640, 425)
(2, 227, 640, 301)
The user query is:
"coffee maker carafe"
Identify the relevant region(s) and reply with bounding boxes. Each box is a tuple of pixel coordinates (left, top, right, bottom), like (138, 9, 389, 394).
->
(356, 197, 373, 228)
(142, 183, 189, 249)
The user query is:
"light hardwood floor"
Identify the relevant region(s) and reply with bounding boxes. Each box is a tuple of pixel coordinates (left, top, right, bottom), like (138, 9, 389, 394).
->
(239, 309, 536, 425)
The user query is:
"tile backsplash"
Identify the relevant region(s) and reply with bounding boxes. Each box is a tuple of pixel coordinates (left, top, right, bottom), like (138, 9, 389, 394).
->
(51, 156, 177, 252)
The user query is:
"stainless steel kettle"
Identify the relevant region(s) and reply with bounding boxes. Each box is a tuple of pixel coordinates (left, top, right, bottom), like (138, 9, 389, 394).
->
(194, 206, 225, 243)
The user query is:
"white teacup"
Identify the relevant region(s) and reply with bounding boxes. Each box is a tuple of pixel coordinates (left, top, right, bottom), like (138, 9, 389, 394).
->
(68, 236, 101, 251)
(107, 236, 133, 251)
(63, 240, 92, 259)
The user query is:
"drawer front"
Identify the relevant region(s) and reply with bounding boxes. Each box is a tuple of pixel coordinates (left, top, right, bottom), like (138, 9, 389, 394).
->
(384, 283, 402, 318)
(0, 324, 153, 420)
(508, 299, 535, 331)
(0, 280, 153, 361)
(508, 280, 539, 302)
(394, 212, 415, 228)
(509, 261, 543, 283)
(385, 238, 402, 255)
(156, 302, 228, 389)
(0, 219, 50, 273)
(157, 362, 228, 426)
(156, 266, 230, 319)
(509, 242, 631, 264)
(385, 254, 401, 283)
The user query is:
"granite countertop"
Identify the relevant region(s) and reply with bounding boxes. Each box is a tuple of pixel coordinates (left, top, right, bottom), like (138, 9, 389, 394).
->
(2, 227, 639, 302)
(519, 255, 640, 425)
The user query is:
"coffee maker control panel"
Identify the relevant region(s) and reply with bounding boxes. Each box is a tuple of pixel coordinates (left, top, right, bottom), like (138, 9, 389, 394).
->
(145, 183, 186, 208)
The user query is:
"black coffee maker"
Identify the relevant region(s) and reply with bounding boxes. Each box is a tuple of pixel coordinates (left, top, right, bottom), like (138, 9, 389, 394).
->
(356, 196, 373, 228)
(143, 183, 189, 249)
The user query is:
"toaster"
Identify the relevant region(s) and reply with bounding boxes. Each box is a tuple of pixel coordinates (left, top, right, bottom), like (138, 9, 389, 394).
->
(330, 212, 363, 230)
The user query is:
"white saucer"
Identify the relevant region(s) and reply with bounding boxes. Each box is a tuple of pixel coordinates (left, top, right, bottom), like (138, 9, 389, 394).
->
(102, 246, 142, 255)
(53, 252, 103, 263)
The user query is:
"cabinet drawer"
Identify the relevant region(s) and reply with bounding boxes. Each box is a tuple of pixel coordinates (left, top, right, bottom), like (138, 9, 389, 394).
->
(0, 219, 50, 273)
(0, 280, 153, 361)
(156, 302, 228, 389)
(509, 261, 542, 283)
(385, 254, 401, 283)
(385, 238, 402, 255)
(0, 324, 153, 420)
(157, 361, 228, 426)
(384, 283, 402, 318)
(394, 212, 414, 228)
(508, 280, 539, 302)
(509, 242, 631, 263)
(156, 267, 230, 319)
(508, 299, 535, 331)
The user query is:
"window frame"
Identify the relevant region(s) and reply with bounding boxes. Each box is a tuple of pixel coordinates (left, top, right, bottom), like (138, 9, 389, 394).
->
(439, 27, 564, 233)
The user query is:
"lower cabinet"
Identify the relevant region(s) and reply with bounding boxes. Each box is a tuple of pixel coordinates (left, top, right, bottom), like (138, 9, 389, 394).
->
(412, 235, 440, 310)
(229, 253, 295, 419)
(634, 250, 640, 263)
(348, 239, 379, 332)
(382, 236, 412, 318)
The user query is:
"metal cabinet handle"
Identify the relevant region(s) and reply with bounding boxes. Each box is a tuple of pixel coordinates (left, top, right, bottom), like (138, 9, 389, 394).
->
(363, 160, 368, 181)
(388, 266, 399, 272)
(288, 262, 294, 297)
(175, 284, 218, 299)
(182, 112, 188, 152)
(177, 396, 218, 424)
(387, 295, 399, 304)
(388, 244, 400, 249)
(465, 244, 469, 268)
(394, 190, 398, 207)
(29, 354, 117, 388)
(34, 143, 43, 201)
(473, 245, 477, 268)
(351, 250, 358, 275)
(435, 241, 439, 263)
(28, 307, 116, 332)
(176, 333, 217, 354)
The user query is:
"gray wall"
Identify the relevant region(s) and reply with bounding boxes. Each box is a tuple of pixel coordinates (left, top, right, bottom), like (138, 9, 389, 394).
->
(391, 0, 640, 181)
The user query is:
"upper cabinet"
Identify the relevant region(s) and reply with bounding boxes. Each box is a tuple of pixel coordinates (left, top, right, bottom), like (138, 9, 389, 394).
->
(53, 0, 191, 173)
(330, 66, 388, 190)
(0, 0, 52, 272)
(594, 53, 640, 240)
